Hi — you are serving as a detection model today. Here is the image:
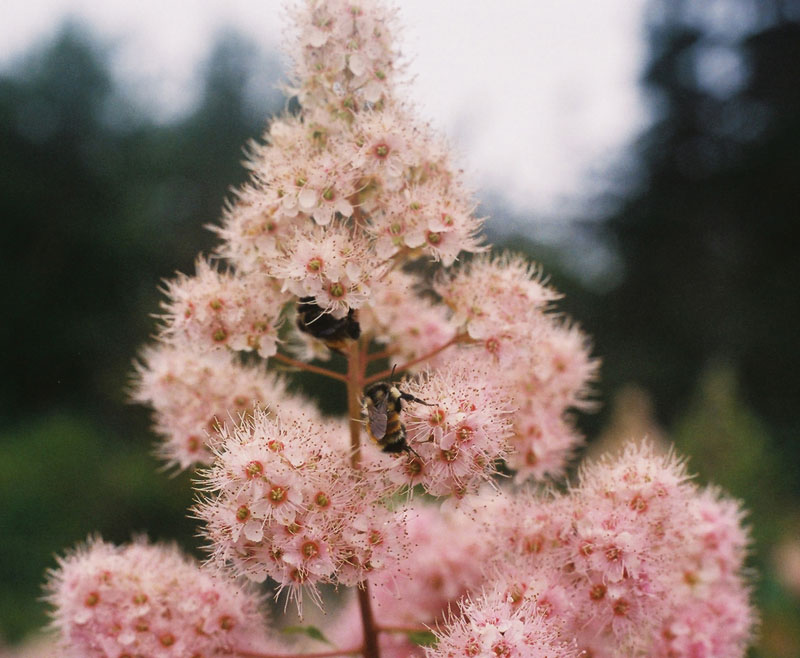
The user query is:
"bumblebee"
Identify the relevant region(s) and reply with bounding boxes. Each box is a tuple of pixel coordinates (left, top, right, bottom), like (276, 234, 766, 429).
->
(295, 296, 360, 353)
(361, 375, 431, 456)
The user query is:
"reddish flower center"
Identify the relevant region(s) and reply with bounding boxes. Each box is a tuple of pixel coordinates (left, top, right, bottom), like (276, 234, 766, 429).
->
(269, 485, 288, 504)
(301, 540, 320, 559)
(613, 599, 630, 616)
(590, 584, 607, 601)
(485, 337, 500, 353)
(524, 535, 543, 554)
(328, 281, 346, 298)
(244, 460, 263, 479)
(456, 425, 474, 441)
(440, 447, 459, 462)
(235, 505, 251, 522)
(630, 494, 648, 513)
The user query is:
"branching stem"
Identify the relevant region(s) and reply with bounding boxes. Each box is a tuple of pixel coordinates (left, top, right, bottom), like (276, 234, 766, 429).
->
(375, 624, 433, 635)
(365, 347, 395, 363)
(233, 647, 363, 658)
(363, 333, 469, 385)
(272, 353, 348, 382)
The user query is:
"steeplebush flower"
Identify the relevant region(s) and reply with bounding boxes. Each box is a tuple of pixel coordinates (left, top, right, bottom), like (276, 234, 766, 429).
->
(426, 586, 580, 658)
(368, 355, 514, 498)
(45, 537, 267, 657)
(159, 259, 286, 358)
(44, 1, 757, 657)
(195, 408, 405, 607)
(131, 344, 318, 469)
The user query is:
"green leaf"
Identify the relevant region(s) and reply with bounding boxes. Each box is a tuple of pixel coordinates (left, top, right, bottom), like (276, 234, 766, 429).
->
(281, 625, 333, 646)
(406, 630, 438, 647)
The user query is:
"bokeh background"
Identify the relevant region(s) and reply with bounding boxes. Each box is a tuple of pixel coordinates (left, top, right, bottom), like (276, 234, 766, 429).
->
(1, 0, 799, 655)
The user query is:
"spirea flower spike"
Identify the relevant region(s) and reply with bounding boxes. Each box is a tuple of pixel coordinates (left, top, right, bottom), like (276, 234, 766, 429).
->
(45, 1, 756, 657)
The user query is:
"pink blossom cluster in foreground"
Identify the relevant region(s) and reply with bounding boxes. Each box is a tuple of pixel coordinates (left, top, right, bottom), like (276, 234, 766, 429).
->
(45, 0, 756, 656)
(44, 538, 270, 657)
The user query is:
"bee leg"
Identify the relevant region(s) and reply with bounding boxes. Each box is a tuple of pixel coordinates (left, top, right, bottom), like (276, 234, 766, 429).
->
(399, 393, 434, 406)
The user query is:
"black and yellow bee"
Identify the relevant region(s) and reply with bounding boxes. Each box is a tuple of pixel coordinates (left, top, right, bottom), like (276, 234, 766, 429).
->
(295, 296, 360, 353)
(361, 373, 432, 456)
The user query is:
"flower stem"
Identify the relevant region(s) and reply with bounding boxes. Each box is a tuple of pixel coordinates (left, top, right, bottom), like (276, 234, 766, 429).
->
(272, 353, 348, 382)
(365, 347, 395, 363)
(346, 340, 365, 467)
(363, 333, 469, 385)
(376, 625, 432, 634)
(233, 647, 363, 658)
(345, 341, 381, 658)
(357, 580, 381, 658)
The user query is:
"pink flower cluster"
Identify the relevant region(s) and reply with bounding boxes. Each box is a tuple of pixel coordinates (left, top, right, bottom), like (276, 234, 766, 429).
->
(367, 355, 514, 498)
(359, 271, 456, 369)
(160, 259, 286, 358)
(438, 253, 599, 480)
(195, 408, 406, 607)
(44, 537, 266, 657)
(131, 344, 318, 469)
(428, 586, 579, 658)
(288, 0, 399, 109)
(429, 444, 754, 658)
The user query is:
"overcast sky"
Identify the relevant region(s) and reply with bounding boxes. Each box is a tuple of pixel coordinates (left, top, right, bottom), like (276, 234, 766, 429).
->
(1, 0, 650, 217)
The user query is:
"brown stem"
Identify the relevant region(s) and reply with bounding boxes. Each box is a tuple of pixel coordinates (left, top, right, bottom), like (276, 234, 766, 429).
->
(232, 647, 362, 658)
(365, 347, 395, 363)
(344, 342, 381, 658)
(272, 353, 347, 383)
(346, 340, 365, 467)
(357, 581, 381, 658)
(375, 625, 432, 635)
(363, 333, 468, 385)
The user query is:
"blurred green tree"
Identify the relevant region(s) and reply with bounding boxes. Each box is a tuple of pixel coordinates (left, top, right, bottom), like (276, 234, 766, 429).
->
(0, 24, 282, 644)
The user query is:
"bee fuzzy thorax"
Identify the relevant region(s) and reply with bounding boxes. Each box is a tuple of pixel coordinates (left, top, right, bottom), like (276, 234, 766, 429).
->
(361, 379, 430, 456)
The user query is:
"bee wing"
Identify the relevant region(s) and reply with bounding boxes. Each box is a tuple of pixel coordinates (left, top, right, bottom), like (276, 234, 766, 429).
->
(367, 398, 388, 440)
